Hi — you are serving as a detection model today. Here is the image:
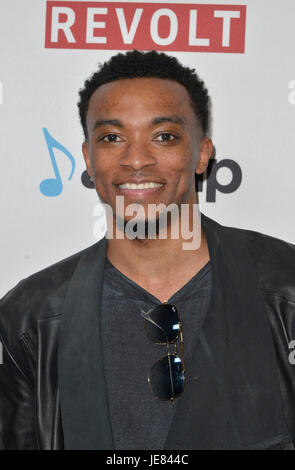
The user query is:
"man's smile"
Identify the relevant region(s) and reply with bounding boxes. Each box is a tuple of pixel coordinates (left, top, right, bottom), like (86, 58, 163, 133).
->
(114, 181, 165, 198)
(118, 182, 163, 189)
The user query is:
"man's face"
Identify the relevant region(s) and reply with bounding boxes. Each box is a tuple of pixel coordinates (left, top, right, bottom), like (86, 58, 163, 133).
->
(82, 77, 211, 223)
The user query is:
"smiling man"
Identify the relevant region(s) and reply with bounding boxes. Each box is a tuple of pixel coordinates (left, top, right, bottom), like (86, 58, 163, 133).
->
(81, 73, 212, 300)
(0, 50, 295, 450)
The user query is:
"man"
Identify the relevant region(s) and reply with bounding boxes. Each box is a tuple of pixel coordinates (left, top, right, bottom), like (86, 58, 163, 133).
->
(0, 50, 294, 450)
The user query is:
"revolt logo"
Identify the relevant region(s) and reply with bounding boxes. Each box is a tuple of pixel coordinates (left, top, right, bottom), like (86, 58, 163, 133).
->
(45, 2, 246, 53)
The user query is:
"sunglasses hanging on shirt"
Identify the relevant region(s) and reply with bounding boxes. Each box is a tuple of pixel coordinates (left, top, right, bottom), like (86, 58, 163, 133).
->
(141, 303, 185, 404)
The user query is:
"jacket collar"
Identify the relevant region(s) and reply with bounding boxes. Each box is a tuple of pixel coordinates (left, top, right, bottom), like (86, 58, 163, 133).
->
(58, 214, 290, 449)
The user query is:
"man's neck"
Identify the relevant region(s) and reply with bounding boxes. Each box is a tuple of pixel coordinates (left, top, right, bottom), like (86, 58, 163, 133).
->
(106, 220, 210, 302)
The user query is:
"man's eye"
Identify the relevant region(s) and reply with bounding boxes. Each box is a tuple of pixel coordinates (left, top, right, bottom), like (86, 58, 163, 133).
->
(155, 133, 177, 142)
(100, 134, 121, 143)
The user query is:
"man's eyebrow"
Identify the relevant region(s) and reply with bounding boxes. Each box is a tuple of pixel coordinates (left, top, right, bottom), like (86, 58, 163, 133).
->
(92, 116, 186, 133)
(150, 116, 186, 128)
(92, 119, 123, 132)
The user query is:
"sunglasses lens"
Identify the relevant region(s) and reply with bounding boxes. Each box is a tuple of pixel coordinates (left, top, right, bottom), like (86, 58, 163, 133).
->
(145, 304, 179, 343)
(149, 355, 184, 400)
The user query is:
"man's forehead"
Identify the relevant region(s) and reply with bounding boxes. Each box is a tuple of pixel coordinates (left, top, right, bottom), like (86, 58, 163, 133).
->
(87, 77, 195, 124)
(89, 77, 191, 107)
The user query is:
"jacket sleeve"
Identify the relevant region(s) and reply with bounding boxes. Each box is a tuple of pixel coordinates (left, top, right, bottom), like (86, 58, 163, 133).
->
(0, 280, 38, 450)
(0, 335, 38, 449)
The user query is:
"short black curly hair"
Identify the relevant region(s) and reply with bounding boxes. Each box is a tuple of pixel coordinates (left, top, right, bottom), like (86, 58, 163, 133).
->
(77, 50, 211, 141)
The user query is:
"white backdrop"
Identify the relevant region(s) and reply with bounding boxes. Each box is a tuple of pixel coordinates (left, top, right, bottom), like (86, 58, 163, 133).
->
(0, 0, 294, 296)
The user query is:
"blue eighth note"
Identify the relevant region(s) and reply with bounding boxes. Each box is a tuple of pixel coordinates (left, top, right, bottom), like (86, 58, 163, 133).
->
(40, 128, 75, 197)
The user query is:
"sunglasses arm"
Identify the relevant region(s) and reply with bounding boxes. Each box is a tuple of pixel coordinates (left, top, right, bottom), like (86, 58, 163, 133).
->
(178, 321, 186, 374)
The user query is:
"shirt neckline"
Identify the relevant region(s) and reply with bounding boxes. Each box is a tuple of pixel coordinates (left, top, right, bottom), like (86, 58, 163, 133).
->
(104, 256, 211, 304)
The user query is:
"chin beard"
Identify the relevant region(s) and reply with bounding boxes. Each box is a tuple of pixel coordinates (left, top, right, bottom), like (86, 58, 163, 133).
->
(111, 202, 180, 240)
(119, 209, 175, 240)
(123, 215, 161, 239)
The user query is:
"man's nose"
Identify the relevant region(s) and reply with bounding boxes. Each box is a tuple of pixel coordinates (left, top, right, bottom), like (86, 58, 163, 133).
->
(119, 140, 157, 170)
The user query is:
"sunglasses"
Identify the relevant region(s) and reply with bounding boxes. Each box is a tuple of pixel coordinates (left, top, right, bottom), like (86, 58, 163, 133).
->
(141, 303, 185, 404)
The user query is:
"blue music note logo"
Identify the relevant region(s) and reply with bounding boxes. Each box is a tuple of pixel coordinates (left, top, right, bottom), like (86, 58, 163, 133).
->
(40, 128, 75, 197)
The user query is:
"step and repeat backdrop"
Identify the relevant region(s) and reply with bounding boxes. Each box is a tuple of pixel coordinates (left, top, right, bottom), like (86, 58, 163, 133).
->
(0, 0, 294, 296)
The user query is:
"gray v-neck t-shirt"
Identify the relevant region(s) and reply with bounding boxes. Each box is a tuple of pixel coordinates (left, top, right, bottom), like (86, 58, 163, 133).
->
(101, 257, 212, 450)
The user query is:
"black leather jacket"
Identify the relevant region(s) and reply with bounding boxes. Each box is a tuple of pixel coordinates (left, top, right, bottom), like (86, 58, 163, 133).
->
(0, 214, 294, 450)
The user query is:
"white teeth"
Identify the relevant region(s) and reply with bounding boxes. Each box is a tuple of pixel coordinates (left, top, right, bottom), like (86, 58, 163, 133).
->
(118, 182, 164, 189)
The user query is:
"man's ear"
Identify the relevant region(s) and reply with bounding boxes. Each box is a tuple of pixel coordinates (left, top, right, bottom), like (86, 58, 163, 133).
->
(82, 141, 94, 180)
(195, 137, 213, 175)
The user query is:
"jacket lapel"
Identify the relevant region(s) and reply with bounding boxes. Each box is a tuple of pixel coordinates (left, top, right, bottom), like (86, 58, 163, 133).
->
(164, 214, 290, 449)
(58, 237, 114, 450)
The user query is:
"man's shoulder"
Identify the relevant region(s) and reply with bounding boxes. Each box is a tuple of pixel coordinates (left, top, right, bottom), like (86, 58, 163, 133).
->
(0, 239, 103, 338)
(218, 219, 295, 301)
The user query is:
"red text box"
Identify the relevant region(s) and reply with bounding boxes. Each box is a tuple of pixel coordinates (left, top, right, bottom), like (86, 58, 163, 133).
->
(45, 1, 246, 53)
